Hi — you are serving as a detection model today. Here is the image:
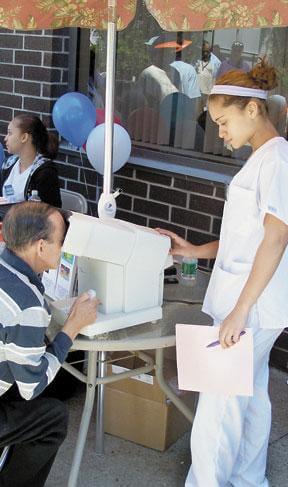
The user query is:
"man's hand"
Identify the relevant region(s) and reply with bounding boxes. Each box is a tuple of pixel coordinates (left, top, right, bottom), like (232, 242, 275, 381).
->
(219, 307, 248, 349)
(62, 292, 100, 341)
(156, 228, 197, 257)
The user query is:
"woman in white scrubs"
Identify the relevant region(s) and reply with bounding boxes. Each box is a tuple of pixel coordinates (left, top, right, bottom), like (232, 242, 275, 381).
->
(159, 59, 288, 486)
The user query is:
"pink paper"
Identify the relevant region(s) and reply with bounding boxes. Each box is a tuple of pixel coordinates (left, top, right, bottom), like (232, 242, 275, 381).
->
(176, 325, 253, 396)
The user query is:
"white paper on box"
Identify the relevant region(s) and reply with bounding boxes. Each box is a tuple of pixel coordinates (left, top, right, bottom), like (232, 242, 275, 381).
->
(111, 364, 154, 385)
(176, 324, 253, 396)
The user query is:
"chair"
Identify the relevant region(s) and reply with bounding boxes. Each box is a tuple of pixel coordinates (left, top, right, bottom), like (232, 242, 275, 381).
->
(60, 188, 88, 214)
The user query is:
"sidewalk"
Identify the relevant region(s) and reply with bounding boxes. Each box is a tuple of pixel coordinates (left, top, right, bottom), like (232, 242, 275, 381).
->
(47, 366, 288, 487)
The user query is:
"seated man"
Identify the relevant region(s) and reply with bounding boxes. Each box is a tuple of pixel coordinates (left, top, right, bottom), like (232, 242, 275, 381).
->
(0, 201, 98, 487)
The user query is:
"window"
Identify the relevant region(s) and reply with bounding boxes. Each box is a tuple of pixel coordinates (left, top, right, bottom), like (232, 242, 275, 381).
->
(74, 2, 288, 167)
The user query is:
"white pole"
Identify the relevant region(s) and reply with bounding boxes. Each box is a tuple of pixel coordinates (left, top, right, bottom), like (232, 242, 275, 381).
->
(103, 0, 117, 195)
(98, 0, 118, 218)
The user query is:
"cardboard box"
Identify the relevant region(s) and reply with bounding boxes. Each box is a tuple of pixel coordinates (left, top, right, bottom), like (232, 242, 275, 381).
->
(104, 353, 196, 451)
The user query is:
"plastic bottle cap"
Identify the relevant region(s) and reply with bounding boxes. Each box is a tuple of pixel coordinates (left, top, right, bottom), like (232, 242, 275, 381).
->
(87, 289, 96, 299)
(29, 190, 41, 201)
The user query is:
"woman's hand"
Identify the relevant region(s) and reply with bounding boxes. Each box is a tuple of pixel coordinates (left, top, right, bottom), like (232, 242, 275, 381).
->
(156, 228, 198, 257)
(219, 307, 249, 349)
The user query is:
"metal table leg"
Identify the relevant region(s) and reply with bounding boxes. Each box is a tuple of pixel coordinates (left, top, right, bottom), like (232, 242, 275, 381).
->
(95, 350, 107, 454)
(68, 350, 97, 487)
(155, 348, 194, 423)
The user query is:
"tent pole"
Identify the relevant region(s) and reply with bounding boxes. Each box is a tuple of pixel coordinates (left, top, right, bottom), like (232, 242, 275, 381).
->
(98, 0, 117, 218)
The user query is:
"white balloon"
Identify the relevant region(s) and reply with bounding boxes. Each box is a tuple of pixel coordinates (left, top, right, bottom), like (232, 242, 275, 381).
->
(86, 123, 131, 175)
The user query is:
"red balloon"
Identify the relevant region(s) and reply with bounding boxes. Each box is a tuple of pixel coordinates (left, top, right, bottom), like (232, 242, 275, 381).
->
(96, 108, 121, 126)
(82, 109, 121, 150)
(96, 108, 105, 125)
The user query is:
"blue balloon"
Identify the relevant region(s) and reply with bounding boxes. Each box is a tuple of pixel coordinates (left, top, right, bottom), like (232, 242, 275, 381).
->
(52, 92, 96, 147)
(0, 143, 5, 169)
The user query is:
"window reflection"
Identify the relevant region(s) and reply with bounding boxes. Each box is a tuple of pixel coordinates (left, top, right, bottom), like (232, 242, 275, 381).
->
(85, 3, 288, 166)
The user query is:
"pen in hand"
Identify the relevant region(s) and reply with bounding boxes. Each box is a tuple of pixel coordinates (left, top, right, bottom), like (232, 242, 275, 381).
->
(206, 330, 246, 348)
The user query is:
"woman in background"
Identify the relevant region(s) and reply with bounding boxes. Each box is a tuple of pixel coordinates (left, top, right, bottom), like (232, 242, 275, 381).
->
(1, 114, 61, 207)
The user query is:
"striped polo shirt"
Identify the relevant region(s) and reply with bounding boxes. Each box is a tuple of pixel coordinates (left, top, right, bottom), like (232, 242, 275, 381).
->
(0, 247, 72, 400)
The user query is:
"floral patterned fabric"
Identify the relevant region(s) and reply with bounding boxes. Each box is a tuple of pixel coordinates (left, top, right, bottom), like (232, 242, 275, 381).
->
(0, 0, 136, 30)
(0, 0, 287, 31)
(145, 0, 288, 31)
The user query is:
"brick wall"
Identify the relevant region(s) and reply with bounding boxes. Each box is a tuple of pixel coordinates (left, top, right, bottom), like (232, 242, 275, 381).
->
(56, 150, 225, 269)
(0, 28, 69, 134)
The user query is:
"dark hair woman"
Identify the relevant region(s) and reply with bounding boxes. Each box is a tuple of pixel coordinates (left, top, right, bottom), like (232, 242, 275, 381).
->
(1, 114, 61, 207)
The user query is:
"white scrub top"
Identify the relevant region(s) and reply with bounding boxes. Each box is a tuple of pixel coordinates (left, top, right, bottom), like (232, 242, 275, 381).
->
(203, 137, 288, 329)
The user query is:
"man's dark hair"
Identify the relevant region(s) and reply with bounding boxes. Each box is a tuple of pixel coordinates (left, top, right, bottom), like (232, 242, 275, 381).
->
(2, 202, 71, 252)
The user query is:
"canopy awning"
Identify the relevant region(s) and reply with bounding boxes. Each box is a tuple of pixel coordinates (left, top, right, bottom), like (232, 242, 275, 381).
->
(145, 0, 288, 31)
(0, 0, 137, 30)
(0, 0, 288, 31)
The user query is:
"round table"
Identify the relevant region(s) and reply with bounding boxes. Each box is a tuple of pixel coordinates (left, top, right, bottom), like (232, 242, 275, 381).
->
(54, 270, 212, 487)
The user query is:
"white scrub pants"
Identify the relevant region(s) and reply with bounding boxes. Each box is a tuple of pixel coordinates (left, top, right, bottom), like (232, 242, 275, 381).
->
(185, 319, 282, 487)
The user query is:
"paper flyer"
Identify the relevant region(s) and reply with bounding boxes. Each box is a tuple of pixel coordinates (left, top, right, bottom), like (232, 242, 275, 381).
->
(176, 324, 253, 396)
(42, 252, 77, 300)
(54, 252, 77, 300)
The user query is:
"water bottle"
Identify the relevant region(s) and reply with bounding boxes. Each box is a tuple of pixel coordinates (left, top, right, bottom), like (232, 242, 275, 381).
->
(181, 257, 198, 280)
(28, 190, 41, 202)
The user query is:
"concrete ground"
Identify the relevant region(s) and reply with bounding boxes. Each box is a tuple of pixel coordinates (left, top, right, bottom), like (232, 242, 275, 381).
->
(47, 366, 288, 487)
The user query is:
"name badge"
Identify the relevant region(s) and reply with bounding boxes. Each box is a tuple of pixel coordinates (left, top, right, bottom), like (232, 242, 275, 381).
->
(3, 184, 14, 197)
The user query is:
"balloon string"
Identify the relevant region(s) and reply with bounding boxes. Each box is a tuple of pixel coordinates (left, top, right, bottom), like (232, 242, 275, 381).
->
(78, 148, 93, 216)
